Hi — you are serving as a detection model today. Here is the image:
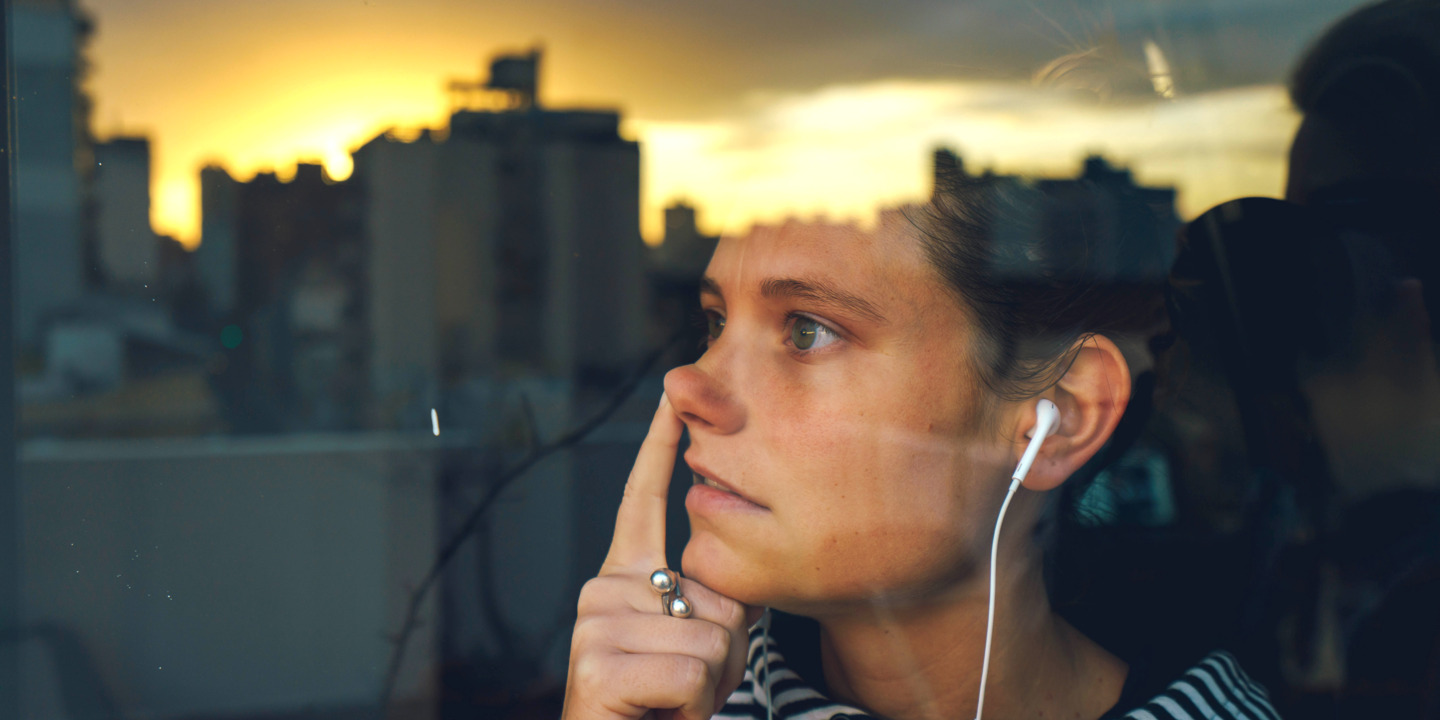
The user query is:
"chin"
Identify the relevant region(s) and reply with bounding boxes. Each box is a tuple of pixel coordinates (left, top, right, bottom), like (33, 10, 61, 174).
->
(680, 532, 771, 605)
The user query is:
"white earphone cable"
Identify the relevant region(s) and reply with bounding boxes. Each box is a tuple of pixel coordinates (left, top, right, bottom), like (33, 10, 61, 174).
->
(975, 477, 1022, 720)
(976, 399, 1056, 720)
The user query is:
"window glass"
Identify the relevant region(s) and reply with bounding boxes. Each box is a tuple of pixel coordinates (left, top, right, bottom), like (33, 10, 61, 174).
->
(6, 1, 1435, 718)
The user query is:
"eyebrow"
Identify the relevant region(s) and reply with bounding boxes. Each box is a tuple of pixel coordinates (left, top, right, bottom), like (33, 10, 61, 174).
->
(699, 275, 723, 299)
(699, 275, 887, 325)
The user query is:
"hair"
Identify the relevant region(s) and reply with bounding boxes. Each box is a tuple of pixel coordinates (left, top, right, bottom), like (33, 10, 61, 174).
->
(1289, 0, 1440, 171)
(1291, 0, 1440, 112)
(906, 164, 1169, 407)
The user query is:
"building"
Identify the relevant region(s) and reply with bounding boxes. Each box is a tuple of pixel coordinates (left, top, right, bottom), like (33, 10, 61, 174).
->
(356, 50, 647, 427)
(93, 137, 158, 291)
(1035, 154, 1182, 282)
(10, 4, 221, 433)
(651, 201, 717, 280)
(196, 166, 240, 317)
(351, 53, 654, 701)
(10, 0, 93, 349)
(931, 147, 1180, 284)
(647, 201, 719, 367)
(196, 164, 367, 433)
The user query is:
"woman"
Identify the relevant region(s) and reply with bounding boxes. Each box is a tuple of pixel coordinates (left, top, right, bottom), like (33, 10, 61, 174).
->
(562, 172, 1279, 720)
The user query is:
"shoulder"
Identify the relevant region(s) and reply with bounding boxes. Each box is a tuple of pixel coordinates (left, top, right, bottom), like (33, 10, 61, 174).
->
(1106, 650, 1282, 720)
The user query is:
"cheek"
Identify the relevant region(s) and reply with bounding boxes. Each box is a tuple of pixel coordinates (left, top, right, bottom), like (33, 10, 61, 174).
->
(759, 379, 992, 598)
(816, 434, 987, 592)
(802, 520, 975, 601)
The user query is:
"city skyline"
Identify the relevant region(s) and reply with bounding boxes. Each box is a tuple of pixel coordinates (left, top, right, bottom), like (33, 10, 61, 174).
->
(77, 0, 1362, 246)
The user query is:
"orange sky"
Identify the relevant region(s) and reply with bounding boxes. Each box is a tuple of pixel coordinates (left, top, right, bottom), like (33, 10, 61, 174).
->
(80, 0, 1307, 249)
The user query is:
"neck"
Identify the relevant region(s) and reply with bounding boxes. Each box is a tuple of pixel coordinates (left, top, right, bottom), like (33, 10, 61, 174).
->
(812, 542, 1126, 720)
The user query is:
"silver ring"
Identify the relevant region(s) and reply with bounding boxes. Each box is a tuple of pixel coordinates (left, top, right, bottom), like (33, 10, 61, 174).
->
(649, 568, 678, 595)
(669, 594, 693, 619)
(649, 567, 691, 619)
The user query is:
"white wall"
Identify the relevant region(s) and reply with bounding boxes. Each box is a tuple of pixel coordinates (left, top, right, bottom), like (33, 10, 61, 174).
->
(18, 434, 442, 719)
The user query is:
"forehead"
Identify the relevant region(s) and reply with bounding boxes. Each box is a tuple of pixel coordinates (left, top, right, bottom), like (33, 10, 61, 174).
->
(705, 219, 937, 299)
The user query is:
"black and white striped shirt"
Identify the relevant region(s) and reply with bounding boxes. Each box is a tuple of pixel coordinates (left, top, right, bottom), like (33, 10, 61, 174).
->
(715, 613, 1282, 720)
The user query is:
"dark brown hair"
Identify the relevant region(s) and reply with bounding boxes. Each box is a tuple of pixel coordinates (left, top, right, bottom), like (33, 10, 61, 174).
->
(1290, 0, 1440, 168)
(906, 165, 1169, 405)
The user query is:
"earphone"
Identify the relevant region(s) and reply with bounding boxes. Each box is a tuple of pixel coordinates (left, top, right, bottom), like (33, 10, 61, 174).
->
(975, 398, 1060, 720)
(1014, 399, 1060, 487)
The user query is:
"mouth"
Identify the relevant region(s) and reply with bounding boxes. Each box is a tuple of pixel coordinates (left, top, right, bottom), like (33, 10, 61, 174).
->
(693, 472, 737, 494)
(686, 462, 769, 511)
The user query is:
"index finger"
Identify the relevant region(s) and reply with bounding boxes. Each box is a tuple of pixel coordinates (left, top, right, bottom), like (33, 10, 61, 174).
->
(603, 392, 685, 572)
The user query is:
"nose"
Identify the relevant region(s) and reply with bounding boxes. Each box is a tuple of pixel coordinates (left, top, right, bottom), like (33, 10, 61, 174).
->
(664, 362, 745, 435)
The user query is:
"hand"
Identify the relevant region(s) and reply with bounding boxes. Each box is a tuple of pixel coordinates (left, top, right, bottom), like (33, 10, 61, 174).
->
(561, 393, 755, 720)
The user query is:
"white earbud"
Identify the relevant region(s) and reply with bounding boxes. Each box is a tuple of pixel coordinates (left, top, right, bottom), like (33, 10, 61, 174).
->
(975, 398, 1061, 720)
(1013, 398, 1060, 485)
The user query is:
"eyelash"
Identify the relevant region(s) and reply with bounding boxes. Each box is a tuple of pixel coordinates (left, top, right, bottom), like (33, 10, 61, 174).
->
(694, 308, 844, 355)
(691, 309, 716, 350)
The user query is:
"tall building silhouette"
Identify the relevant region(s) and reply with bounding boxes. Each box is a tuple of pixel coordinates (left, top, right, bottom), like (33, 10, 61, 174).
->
(197, 166, 240, 317)
(356, 50, 647, 421)
(10, 0, 93, 348)
(93, 137, 157, 291)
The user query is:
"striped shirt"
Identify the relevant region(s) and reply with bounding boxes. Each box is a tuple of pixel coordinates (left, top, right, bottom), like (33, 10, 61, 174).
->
(715, 614, 1282, 720)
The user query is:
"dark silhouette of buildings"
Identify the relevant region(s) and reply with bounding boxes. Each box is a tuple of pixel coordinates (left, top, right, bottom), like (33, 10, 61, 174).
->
(92, 137, 157, 293)
(1036, 155, 1181, 282)
(356, 50, 647, 430)
(647, 201, 719, 368)
(186, 50, 648, 436)
(11, 0, 94, 350)
(931, 147, 1180, 284)
(196, 164, 366, 433)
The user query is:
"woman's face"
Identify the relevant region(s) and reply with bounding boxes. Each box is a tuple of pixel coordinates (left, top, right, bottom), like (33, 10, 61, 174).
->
(665, 219, 1015, 615)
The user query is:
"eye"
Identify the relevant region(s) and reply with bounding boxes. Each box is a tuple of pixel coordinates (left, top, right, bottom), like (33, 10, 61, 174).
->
(789, 315, 840, 351)
(705, 310, 726, 341)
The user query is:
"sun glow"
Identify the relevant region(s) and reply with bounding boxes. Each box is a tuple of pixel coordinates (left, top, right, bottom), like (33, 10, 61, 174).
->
(124, 67, 1295, 252)
(136, 68, 452, 249)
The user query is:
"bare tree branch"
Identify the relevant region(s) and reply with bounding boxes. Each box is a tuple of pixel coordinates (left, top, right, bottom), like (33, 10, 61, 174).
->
(378, 332, 684, 711)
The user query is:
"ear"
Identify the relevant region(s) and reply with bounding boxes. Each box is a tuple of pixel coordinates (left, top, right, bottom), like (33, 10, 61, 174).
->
(1013, 335, 1131, 492)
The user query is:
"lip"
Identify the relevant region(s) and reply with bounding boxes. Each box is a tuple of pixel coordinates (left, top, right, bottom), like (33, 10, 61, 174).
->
(683, 454, 769, 512)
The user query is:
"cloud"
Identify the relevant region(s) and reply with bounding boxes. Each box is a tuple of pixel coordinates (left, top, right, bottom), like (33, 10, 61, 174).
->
(87, 0, 1374, 121)
(632, 80, 1300, 240)
(78, 0, 1353, 242)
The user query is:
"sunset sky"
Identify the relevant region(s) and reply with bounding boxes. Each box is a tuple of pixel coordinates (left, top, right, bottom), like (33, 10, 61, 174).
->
(78, 0, 1370, 247)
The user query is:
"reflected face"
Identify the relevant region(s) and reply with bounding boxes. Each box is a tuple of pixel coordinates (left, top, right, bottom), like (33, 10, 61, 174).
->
(664, 220, 1013, 615)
